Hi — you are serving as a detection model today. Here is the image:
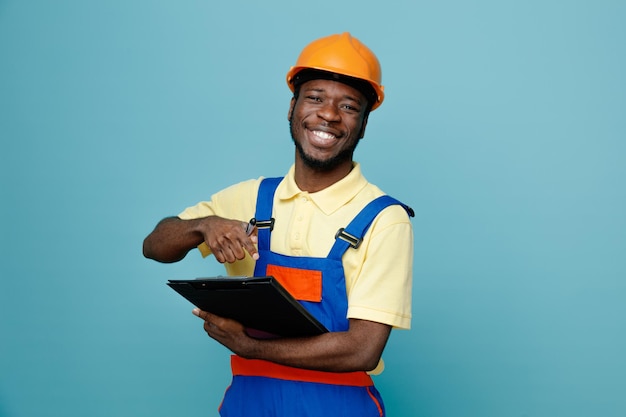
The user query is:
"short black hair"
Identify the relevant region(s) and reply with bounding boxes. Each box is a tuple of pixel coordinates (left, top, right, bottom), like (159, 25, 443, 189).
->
(291, 69, 377, 113)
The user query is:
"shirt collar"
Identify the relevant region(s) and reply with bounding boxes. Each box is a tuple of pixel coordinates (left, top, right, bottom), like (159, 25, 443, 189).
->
(277, 162, 368, 215)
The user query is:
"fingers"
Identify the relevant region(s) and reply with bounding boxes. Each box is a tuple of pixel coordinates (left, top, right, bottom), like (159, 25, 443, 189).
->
(192, 307, 207, 319)
(210, 219, 248, 261)
(240, 220, 260, 260)
(192, 309, 220, 337)
(212, 234, 245, 263)
(192, 308, 244, 340)
(206, 220, 259, 263)
(242, 238, 259, 261)
(193, 308, 217, 327)
(203, 320, 216, 334)
(193, 307, 223, 322)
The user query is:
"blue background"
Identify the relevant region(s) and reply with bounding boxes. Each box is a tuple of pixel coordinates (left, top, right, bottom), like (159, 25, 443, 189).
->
(1, 1, 625, 416)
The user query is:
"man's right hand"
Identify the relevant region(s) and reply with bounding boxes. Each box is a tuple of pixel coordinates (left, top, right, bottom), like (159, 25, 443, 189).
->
(143, 216, 258, 263)
(200, 216, 259, 263)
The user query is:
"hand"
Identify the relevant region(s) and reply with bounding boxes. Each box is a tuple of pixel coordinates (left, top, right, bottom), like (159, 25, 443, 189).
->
(143, 216, 259, 264)
(192, 308, 392, 372)
(192, 308, 254, 356)
(199, 217, 259, 263)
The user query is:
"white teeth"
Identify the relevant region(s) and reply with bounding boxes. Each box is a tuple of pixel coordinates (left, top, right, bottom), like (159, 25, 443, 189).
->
(313, 130, 336, 140)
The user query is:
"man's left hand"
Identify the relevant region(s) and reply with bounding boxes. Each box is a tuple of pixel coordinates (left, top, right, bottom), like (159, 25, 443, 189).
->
(192, 308, 254, 356)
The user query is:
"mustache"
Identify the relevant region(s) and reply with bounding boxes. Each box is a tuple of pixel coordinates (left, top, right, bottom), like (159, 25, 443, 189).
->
(289, 119, 358, 172)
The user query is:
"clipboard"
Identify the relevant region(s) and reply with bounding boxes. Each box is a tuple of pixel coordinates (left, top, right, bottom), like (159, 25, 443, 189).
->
(167, 276, 328, 338)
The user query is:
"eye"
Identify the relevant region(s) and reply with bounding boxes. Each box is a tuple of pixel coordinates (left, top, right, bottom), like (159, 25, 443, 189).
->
(341, 103, 361, 113)
(306, 95, 322, 102)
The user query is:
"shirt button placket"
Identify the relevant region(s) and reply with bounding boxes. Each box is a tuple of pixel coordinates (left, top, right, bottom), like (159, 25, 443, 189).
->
(291, 194, 309, 251)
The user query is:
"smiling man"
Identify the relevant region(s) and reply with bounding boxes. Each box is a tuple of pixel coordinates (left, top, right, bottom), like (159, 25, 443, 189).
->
(289, 74, 369, 186)
(143, 33, 414, 417)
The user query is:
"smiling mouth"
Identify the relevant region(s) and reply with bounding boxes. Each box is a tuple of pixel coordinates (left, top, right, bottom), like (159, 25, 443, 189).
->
(309, 129, 339, 147)
(312, 130, 336, 140)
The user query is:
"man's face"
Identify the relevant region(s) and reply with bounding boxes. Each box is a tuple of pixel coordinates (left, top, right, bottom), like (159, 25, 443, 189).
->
(288, 79, 369, 171)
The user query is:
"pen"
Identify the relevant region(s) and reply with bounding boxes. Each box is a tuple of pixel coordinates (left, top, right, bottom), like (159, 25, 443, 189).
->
(245, 218, 257, 235)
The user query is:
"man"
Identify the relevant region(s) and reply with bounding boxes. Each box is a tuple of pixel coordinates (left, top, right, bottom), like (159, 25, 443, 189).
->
(143, 32, 414, 417)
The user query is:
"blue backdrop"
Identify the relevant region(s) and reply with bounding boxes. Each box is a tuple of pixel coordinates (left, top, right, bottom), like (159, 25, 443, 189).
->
(1, 1, 625, 416)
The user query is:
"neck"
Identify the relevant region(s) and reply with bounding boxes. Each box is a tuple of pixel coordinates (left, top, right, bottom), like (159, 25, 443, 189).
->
(293, 156, 354, 193)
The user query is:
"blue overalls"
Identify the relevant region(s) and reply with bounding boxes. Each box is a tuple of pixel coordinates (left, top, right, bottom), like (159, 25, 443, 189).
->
(219, 177, 413, 417)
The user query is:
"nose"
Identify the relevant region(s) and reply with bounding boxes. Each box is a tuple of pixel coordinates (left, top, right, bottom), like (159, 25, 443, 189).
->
(317, 102, 341, 123)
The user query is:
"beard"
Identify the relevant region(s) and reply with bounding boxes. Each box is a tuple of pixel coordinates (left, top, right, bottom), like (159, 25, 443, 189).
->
(289, 119, 359, 172)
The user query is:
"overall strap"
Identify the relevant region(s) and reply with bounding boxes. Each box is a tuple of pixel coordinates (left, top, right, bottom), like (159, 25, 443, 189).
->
(254, 177, 283, 250)
(328, 195, 414, 260)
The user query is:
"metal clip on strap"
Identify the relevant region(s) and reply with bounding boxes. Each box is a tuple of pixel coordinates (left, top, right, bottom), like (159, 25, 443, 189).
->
(335, 228, 362, 249)
(255, 218, 275, 231)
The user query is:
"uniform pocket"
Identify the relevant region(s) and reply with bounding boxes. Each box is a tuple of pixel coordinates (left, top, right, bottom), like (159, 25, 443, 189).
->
(266, 264, 322, 302)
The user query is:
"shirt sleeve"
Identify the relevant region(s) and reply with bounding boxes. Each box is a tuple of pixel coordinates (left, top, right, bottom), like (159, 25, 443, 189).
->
(345, 205, 414, 329)
(177, 178, 262, 258)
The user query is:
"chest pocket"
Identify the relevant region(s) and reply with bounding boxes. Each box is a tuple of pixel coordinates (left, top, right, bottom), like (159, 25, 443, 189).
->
(266, 264, 322, 302)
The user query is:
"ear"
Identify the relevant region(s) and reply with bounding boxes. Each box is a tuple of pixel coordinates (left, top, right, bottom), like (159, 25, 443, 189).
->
(358, 113, 369, 139)
(287, 97, 296, 121)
